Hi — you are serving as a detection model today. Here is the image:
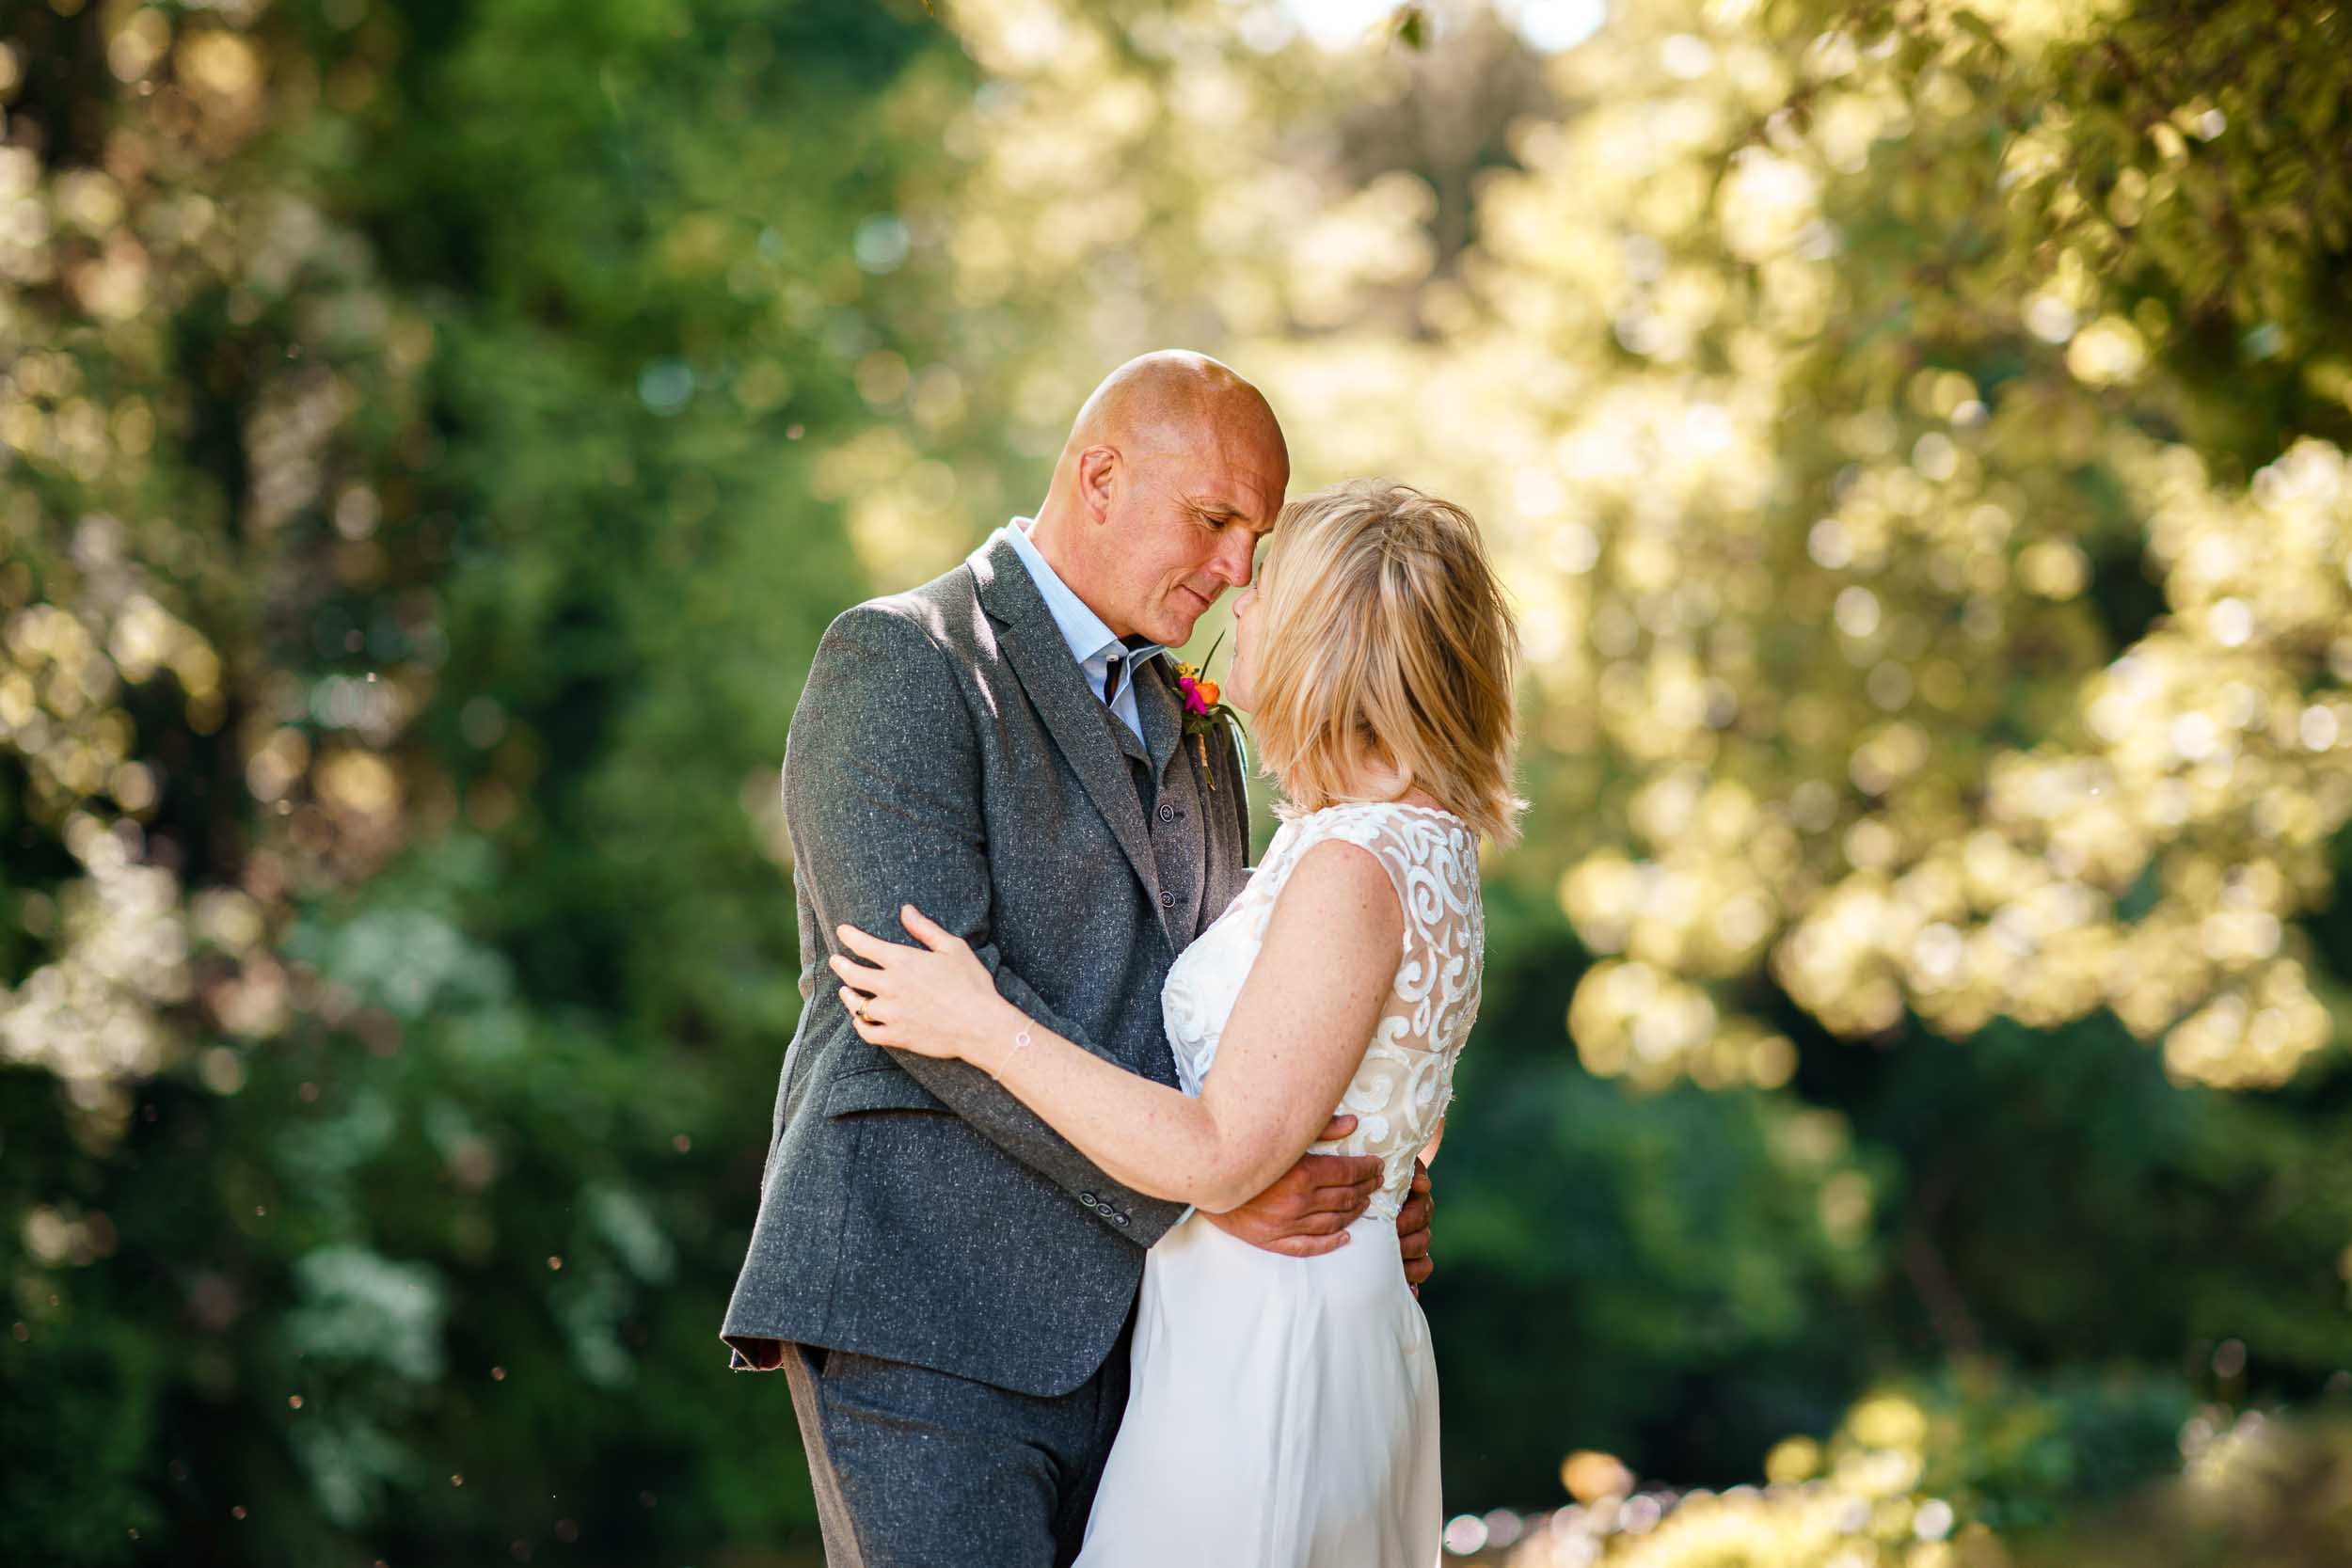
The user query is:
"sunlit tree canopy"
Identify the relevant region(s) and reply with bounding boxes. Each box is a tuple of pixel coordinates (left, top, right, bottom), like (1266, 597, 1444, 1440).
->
(870, 0, 2352, 1098)
(4, 0, 2349, 1562)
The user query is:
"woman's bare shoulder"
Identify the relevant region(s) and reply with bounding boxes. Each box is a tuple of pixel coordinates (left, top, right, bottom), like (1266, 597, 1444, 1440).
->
(1263, 838, 1404, 957)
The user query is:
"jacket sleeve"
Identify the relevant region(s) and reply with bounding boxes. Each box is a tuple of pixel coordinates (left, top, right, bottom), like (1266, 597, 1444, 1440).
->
(779, 599, 1188, 1246)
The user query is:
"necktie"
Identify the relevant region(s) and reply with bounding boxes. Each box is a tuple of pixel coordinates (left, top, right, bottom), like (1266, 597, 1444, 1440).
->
(1098, 649, 1154, 806)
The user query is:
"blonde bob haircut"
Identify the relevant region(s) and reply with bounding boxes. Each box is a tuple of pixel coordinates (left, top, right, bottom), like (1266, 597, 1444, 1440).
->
(1249, 479, 1524, 846)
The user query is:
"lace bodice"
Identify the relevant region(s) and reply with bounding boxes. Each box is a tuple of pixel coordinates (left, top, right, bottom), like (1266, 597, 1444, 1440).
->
(1161, 801, 1485, 1222)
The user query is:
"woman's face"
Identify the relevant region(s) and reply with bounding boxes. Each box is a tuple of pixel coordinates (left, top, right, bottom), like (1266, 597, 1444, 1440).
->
(1226, 583, 1262, 710)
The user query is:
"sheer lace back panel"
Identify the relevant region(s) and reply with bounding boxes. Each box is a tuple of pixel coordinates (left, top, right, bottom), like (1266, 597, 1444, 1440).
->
(1161, 802, 1485, 1222)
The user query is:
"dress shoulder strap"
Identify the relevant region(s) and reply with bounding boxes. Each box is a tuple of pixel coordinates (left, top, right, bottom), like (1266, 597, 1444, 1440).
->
(1260, 804, 1474, 927)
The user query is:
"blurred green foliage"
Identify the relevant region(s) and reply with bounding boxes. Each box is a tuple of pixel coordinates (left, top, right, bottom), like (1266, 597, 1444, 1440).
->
(2, 1, 2349, 1565)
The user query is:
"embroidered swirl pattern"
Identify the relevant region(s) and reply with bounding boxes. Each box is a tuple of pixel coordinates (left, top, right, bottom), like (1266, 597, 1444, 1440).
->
(1161, 802, 1485, 1221)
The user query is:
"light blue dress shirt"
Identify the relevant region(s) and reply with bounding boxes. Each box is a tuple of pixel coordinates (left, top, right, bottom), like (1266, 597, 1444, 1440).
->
(1004, 518, 1164, 743)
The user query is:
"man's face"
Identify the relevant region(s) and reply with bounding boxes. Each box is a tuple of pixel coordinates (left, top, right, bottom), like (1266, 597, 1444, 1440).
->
(1100, 438, 1287, 647)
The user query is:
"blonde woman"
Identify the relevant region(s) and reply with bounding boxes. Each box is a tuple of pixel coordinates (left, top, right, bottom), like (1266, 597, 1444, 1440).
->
(833, 479, 1520, 1566)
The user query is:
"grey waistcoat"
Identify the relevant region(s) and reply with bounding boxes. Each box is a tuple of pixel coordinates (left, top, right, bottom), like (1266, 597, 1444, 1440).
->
(719, 530, 1252, 1397)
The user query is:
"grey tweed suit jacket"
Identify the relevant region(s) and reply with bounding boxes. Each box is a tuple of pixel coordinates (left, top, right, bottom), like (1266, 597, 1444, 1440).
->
(720, 529, 1252, 1398)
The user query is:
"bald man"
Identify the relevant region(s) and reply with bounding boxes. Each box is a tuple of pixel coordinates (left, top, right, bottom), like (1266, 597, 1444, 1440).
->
(721, 353, 1437, 1566)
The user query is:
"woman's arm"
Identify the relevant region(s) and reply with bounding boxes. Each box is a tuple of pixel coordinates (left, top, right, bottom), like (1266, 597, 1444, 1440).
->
(832, 840, 1403, 1213)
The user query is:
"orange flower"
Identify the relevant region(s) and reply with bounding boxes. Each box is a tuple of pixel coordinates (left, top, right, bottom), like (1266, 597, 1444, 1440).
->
(1196, 678, 1220, 706)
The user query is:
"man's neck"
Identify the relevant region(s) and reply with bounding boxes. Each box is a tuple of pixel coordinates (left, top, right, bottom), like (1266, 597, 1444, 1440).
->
(1021, 515, 1132, 640)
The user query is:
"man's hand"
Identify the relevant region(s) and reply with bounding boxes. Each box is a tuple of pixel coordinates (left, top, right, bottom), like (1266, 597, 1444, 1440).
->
(1201, 1115, 1379, 1257)
(1398, 1159, 1434, 1298)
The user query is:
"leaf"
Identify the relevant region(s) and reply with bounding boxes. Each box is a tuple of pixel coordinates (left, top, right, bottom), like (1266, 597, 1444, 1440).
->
(1949, 8, 2004, 52)
(1390, 3, 1427, 50)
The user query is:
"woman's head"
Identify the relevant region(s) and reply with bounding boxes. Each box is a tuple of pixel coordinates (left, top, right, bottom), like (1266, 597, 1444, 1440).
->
(1230, 479, 1523, 844)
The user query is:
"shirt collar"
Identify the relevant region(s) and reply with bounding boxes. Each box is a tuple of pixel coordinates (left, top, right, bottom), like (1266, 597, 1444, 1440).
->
(1004, 518, 1167, 677)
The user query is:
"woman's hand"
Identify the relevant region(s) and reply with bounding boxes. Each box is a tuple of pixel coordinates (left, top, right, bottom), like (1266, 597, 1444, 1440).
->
(829, 905, 1008, 1064)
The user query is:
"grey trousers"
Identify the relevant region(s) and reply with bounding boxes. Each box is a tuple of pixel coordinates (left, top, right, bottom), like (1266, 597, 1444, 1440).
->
(781, 1311, 1136, 1568)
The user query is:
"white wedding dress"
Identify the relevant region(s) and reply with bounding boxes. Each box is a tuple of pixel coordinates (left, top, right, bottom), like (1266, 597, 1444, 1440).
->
(1073, 801, 1486, 1568)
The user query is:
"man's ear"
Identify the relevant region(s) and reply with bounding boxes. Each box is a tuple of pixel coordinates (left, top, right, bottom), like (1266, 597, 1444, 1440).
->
(1076, 445, 1119, 524)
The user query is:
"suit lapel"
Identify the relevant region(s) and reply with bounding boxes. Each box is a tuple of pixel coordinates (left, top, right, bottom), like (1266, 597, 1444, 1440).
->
(1136, 657, 1184, 782)
(1137, 661, 1213, 933)
(972, 533, 1169, 934)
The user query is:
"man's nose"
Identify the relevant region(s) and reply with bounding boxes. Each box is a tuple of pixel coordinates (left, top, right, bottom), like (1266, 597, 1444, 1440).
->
(1210, 529, 1255, 587)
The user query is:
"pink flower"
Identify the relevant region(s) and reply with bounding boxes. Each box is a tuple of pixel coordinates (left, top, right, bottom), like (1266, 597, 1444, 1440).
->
(1178, 674, 1208, 715)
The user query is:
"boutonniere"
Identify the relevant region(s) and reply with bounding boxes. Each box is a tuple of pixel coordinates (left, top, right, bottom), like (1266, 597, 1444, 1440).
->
(1173, 631, 1242, 792)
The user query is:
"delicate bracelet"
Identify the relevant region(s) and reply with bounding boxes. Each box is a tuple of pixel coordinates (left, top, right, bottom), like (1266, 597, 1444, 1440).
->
(990, 1026, 1034, 1082)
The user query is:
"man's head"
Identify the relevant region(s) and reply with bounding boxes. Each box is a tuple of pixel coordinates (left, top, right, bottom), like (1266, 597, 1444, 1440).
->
(1028, 351, 1290, 647)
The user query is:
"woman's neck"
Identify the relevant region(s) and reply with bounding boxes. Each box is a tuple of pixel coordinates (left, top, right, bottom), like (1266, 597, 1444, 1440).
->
(1320, 770, 1442, 814)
